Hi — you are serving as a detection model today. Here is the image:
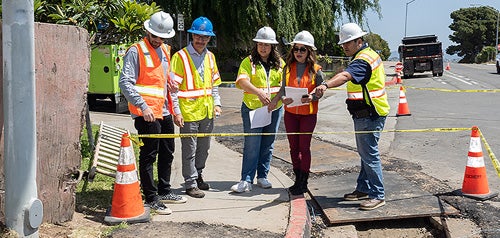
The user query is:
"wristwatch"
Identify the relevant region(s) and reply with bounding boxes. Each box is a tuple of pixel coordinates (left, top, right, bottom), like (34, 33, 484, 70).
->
(321, 81, 329, 88)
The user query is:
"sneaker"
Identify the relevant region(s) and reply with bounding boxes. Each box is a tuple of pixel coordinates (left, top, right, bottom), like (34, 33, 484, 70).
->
(159, 192, 187, 204)
(196, 175, 210, 190)
(231, 181, 252, 193)
(256, 178, 272, 189)
(186, 187, 205, 198)
(360, 198, 386, 210)
(147, 200, 172, 215)
(343, 190, 369, 201)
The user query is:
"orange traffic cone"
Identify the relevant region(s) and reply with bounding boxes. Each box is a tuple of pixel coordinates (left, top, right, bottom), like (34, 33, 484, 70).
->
(445, 62, 450, 70)
(396, 86, 411, 116)
(396, 72, 402, 84)
(455, 127, 498, 200)
(104, 133, 150, 225)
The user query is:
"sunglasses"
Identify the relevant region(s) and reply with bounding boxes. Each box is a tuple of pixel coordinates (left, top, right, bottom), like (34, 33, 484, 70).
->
(150, 33, 166, 41)
(293, 47, 307, 53)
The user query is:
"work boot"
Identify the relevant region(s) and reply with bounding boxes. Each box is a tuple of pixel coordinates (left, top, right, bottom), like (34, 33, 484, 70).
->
(196, 174, 210, 190)
(288, 169, 300, 192)
(300, 172, 309, 193)
(289, 170, 304, 196)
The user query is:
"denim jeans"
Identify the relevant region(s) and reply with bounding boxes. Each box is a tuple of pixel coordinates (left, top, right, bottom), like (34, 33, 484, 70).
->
(353, 115, 386, 200)
(240, 103, 283, 182)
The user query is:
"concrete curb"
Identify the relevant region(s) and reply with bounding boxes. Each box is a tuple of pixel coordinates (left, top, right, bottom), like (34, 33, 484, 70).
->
(285, 194, 311, 238)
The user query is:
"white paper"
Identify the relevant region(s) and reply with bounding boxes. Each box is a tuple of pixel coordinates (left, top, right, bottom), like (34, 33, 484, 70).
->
(285, 86, 309, 107)
(249, 106, 272, 129)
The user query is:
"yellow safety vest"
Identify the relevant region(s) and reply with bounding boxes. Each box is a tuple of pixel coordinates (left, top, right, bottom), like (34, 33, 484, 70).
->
(346, 47, 390, 116)
(171, 48, 221, 122)
(236, 56, 284, 110)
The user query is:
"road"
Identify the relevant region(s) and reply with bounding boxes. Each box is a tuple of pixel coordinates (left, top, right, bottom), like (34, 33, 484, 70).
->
(390, 62, 500, 191)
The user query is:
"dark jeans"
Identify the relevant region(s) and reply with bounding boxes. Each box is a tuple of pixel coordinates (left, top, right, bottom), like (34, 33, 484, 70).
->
(134, 115, 175, 203)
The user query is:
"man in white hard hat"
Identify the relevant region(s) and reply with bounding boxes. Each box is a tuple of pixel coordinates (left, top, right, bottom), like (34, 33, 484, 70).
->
(314, 22, 390, 210)
(119, 11, 187, 215)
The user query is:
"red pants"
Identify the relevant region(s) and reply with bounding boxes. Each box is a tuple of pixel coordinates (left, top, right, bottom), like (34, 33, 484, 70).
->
(284, 111, 317, 172)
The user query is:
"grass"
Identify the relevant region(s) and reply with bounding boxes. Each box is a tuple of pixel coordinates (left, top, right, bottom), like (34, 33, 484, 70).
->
(77, 124, 115, 212)
(77, 124, 142, 236)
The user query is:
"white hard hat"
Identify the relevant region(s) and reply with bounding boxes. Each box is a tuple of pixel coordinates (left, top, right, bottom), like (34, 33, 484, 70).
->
(253, 26, 279, 44)
(144, 11, 175, 39)
(338, 23, 367, 44)
(290, 30, 316, 50)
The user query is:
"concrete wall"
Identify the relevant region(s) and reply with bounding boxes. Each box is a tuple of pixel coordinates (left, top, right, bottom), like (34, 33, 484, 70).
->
(0, 22, 90, 224)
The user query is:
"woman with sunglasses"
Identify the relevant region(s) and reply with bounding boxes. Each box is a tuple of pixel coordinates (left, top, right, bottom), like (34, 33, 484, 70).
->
(270, 30, 325, 195)
(231, 26, 285, 193)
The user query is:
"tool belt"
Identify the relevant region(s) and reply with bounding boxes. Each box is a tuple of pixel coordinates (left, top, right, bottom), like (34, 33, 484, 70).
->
(346, 99, 378, 119)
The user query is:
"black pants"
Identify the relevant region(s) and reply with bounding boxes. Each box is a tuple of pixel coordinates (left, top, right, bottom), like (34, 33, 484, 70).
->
(134, 115, 175, 203)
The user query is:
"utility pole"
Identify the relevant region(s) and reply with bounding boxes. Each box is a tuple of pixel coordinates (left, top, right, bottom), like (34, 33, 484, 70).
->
(405, 0, 417, 37)
(3, 1, 43, 237)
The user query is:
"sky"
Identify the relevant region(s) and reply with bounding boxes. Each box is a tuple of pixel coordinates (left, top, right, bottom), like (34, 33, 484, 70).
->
(364, 0, 500, 59)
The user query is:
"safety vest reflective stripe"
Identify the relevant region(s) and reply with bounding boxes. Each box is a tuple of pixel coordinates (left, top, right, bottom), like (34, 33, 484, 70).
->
(177, 89, 213, 98)
(243, 86, 281, 94)
(177, 49, 195, 89)
(347, 88, 386, 100)
(236, 74, 250, 81)
(134, 84, 164, 98)
(357, 53, 382, 71)
(138, 41, 154, 68)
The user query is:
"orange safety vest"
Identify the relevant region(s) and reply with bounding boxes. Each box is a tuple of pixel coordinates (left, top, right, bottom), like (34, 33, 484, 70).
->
(128, 38, 173, 119)
(284, 63, 322, 115)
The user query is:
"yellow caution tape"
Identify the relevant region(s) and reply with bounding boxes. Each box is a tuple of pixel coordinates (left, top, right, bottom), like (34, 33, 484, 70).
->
(405, 86, 500, 93)
(478, 128, 500, 178)
(135, 127, 470, 139)
(132, 126, 500, 177)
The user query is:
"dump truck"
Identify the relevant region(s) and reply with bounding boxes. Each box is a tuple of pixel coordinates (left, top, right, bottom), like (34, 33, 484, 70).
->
(398, 35, 443, 78)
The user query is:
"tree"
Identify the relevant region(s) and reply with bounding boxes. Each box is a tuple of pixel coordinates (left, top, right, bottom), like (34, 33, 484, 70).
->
(155, 0, 381, 58)
(447, 6, 498, 63)
(364, 33, 390, 60)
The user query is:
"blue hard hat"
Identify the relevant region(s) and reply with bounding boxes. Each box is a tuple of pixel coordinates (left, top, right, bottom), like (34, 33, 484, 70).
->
(187, 16, 216, 36)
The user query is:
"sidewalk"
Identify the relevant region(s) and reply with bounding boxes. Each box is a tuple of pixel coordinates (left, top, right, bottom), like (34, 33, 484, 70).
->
(89, 111, 304, 237)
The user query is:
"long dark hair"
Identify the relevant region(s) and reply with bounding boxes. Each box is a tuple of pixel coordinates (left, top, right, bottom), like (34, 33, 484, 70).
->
(250, 44, 282, 69)
(285, 44, 317, 76)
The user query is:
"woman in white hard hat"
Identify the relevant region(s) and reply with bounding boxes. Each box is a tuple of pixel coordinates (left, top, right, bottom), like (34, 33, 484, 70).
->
(270, 30, 325, 195)
(231, 26, 285, 193)
(314, 22, 390, 210)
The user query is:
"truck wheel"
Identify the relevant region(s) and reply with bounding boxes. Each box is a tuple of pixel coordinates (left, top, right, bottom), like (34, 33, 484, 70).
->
(87, 94, 97, 109)
(437, 72, 443, 76)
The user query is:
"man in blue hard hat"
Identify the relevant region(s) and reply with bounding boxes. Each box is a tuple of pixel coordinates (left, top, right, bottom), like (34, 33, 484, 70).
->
(170, 16, 222, 198)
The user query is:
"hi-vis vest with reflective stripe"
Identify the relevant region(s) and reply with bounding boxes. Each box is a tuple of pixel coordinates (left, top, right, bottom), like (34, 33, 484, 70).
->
(236, 56, 284, 110)
(171, 47, 221, 122)
(128, 38, 172, 119)
(346, 47, 390, 116)
(285, 63, 322, 115)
